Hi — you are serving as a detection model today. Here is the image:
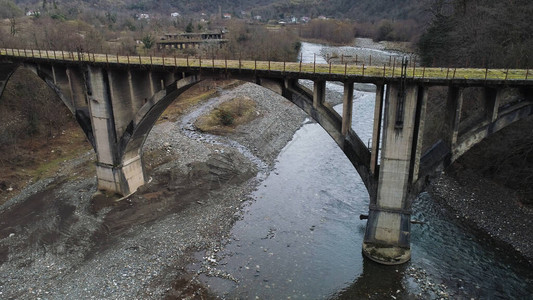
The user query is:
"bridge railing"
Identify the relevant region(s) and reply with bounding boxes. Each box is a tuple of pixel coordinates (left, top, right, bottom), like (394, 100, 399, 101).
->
(0, 48, 531, 81)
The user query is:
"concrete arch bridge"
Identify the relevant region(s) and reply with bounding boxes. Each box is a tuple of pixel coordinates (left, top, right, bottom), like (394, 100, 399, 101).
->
(0, 49, 532, 265)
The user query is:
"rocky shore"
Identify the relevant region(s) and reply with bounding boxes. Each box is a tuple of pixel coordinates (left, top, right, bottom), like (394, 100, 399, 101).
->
(427, 116, 533, 267)
(0, 82, 306, 299)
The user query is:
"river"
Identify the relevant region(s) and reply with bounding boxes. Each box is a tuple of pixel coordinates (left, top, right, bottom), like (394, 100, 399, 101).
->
(195, 41, 533, 299)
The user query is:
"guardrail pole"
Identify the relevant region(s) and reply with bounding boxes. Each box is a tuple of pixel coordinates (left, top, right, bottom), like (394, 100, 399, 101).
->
(313, 54, 316, 74)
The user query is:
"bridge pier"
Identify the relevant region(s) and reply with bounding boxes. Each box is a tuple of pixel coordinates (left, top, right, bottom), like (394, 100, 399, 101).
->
(86, 66, 147, 195)
(363, 83, 426, 265)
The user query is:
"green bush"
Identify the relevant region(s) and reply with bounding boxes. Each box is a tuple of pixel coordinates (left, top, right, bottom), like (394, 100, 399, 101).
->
(215, 109, 234, 126)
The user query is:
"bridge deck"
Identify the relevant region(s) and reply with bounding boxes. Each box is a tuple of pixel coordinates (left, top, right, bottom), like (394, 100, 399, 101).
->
(1, 48, 531, 86)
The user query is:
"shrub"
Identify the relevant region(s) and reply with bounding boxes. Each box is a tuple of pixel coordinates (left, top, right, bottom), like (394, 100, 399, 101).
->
(215, 108, 234, 126)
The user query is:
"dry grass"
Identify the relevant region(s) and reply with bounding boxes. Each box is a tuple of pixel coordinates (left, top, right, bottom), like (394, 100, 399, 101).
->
(195, 96, 258, 134)
(158, 79, 242, 123)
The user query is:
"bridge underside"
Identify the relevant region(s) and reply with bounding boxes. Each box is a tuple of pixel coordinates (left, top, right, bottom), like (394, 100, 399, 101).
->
(0, 56, 531, 265)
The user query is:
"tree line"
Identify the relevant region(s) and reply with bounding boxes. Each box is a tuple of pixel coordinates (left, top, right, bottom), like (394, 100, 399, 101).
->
(418, 0, 533, 68)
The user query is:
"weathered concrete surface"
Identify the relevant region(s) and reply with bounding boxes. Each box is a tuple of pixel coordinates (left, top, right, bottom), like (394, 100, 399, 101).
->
(363, 84, 421, 264)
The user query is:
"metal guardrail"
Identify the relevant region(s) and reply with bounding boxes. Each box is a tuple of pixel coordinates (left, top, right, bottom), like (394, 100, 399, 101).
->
(0, 48, 531, 81)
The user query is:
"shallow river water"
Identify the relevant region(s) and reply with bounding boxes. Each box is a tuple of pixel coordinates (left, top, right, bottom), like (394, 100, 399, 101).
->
(197, 42, 533, 299)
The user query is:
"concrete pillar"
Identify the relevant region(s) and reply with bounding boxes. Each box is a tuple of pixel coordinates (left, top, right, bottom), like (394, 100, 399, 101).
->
(363, 83, 420, 265)
(86, 66, 147, 196)
(411, 86, 428, 184)
(313, 80, 326, 110)
(445, 86, 464, 148)
(484, 87, 501, 122)
(370, 84, 385, 176)
(341, 81, 354, 136)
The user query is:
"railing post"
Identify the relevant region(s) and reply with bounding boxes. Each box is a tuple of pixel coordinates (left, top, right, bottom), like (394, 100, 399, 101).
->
(383, 64, 386, 78)
(106, 53, 109, 64)
(150, 55, 153, 68)
(283, 61, 286, 73)
(31, 49, 34, 58)
(116, 53, 119, 64)
(162, 55, 165, 66)
(329, 62, 331, 74)
(187, 55, 189, 68)
(313, 53, 316, 74)
(526, 69, 529, 80)
(362, 64, 365, 76)
(392, 57, 396, 77)
(412, 57, 416, 77)
(138, 54, 141, 64)
(174, 55, 177, 67)
(61, 50, 64, 60)
(344, 63, 347, 76)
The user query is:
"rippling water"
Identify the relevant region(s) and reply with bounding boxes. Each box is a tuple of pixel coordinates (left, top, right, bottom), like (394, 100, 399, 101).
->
(197, 42, 533, 299)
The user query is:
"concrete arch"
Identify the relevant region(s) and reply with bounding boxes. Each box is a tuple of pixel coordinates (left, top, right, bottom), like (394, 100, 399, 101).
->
(0, 62, 96, 149)
(216, 76, 374, 195)
(120, 75, 200, 164)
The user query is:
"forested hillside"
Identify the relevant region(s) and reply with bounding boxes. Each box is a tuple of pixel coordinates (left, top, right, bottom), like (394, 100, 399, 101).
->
(8, 0, 424, 21)
(418, 0, 533, 68)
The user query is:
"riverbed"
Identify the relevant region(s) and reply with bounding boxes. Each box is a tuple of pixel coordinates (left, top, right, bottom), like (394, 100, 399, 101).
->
(194, 40, 533, 299)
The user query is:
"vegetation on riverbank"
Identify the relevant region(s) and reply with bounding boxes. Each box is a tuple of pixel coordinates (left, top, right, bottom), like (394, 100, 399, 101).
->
(195, 96, 258, 134)
(0, 69, 92, 205)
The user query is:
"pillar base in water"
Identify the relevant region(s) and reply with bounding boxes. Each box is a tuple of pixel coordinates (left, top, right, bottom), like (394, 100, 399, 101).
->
(362, 242, 411, 265)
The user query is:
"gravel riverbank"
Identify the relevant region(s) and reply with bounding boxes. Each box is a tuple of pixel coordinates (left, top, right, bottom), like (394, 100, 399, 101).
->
(427, 116, 533, 267)
(0, 82, 306, 299)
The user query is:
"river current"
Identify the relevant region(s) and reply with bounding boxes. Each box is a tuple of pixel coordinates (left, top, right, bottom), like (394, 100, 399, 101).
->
(197, 42, 533, 299)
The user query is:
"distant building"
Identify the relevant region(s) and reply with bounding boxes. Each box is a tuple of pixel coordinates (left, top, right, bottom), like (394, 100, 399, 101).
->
(317, 15, 327, 20)
(157, 30, 228, 51)
(138, 13, 150, 20)
(223, 13, 231, 19)
(171, 12, 180, 18)
(253, 15, 262, 20)
(300, 16, 310, 23)
(26, 10, 39, 16)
